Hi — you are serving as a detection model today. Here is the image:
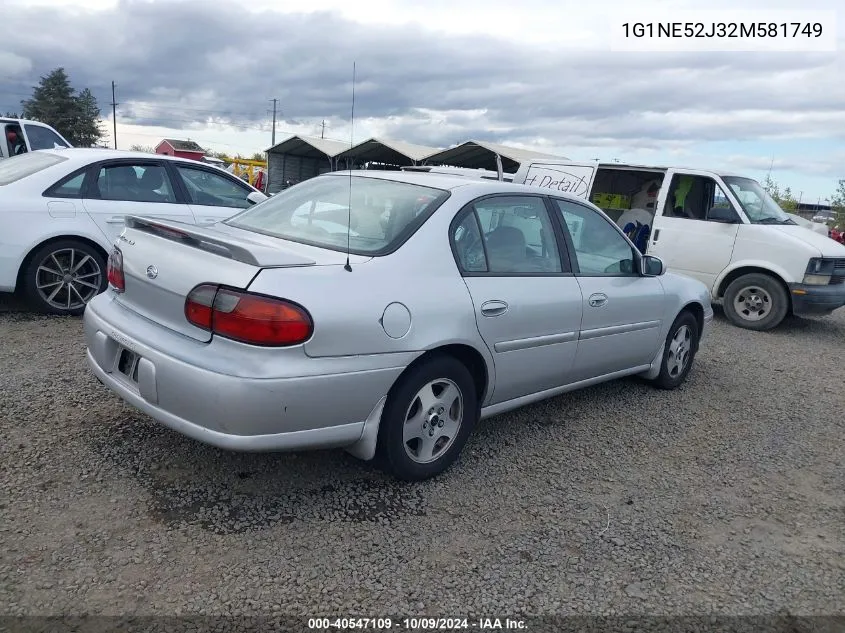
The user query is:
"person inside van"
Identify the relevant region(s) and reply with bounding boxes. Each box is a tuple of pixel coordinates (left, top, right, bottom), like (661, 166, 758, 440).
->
(5, 126, 27, 156)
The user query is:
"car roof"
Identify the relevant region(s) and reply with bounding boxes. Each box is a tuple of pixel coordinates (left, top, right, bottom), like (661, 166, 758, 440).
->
(34, 147, 206, 163)
(323, 169, 547, 194)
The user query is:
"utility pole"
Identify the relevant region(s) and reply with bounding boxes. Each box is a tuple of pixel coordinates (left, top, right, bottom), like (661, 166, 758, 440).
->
(110, 81, 118, 149)
(270, 98, 278, 147)
(321, 120, 327, 139)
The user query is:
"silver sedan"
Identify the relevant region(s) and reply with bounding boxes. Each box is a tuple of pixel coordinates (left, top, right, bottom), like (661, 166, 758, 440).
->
(84, 171, 713, 481)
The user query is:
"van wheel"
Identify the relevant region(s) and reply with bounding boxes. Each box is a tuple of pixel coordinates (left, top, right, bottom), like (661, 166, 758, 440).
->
(651, 310, 700, 390)
(722, 273, 788, 331)
(376, 356, 478, 481)
(23, 240, 107, 316)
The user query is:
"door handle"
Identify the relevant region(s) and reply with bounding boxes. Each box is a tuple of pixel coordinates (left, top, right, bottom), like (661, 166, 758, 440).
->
(588, 293, 608, 308)
(107, 216, 126, 224)
(652, 228, 660, 243)
(480, 300, 509, 317)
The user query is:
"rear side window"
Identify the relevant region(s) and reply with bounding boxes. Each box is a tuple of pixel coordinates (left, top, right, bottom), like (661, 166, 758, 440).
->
(24, 124, 70, 150)
(226, 175, 450, 255)
(0, 152, 67, 185)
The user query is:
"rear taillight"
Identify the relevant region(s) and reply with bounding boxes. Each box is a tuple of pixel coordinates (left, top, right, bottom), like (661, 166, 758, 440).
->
(107, 247, 124, 292)
(185, 284, 313, 346)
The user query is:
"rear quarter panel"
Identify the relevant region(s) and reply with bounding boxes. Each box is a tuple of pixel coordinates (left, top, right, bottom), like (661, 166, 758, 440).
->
(246, 189, 489, 362)
(0, 191, 110, 291)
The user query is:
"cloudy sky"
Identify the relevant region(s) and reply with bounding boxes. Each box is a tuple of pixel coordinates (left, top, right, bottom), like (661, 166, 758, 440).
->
(1, 0, 842, 201)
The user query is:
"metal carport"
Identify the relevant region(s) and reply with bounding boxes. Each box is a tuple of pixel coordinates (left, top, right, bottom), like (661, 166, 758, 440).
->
(422, 140, 566, 173)
(265, 135, 350, 194)
(334, 137, 441, 169)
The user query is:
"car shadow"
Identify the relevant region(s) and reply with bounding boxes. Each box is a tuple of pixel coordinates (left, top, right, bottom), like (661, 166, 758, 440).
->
(87, 405, 428, 535)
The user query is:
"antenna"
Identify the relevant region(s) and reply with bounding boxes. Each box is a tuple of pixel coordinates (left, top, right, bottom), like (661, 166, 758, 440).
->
(344, 61, 356, 272)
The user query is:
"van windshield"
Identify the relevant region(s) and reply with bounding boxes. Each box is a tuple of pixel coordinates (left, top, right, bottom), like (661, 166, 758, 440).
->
(224, 174, 450, 255)
(722, 176, 794, 225)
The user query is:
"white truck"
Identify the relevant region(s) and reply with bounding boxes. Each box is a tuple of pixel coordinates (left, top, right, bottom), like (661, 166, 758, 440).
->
(1, 117, 72, 159)
(406, 161, 845, 331)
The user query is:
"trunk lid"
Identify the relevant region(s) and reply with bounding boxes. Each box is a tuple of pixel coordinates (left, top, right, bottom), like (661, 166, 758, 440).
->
(113, 216, 320, 342)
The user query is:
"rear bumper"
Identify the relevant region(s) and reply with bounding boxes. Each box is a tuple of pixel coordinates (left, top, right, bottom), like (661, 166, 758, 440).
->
(83, 294, 408, 452)
(789, 283, 845, 316)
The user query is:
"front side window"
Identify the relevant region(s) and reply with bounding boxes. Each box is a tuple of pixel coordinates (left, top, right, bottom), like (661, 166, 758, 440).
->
(554, 198, 636, 275)
(5, 124, 28, 156)
(24, 124, 70, 150)
(664, 174, 745, 223)
(225, 174, 450, 255)
(94, 163, 177, 203)
(722, 176, 792, 224)
(175, 164, 253, 209)
(0, 151, 66, 186)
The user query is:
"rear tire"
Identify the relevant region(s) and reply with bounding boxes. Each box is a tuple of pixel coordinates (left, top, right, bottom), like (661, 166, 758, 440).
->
(23, 239, 107, 316)
(376, 355, 478, 481)
(722, 273, 788, 331)
(651, 310, 700, 390)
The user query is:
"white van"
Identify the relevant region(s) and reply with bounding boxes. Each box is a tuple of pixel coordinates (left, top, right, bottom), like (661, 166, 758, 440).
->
(507, 160, 845, 331)
(1, 117, 72, 159)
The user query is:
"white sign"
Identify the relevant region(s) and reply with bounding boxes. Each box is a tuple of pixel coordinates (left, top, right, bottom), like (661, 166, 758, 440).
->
(521, 163, 595, 198)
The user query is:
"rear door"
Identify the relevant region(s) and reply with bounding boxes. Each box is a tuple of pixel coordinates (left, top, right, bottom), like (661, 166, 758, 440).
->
(648, 168, 742, 289)
(551, 196, 666, 380)
(81, 159, 195, 244)
(450, 194, 583, 405)
(168, 161, 256, 225)
(512, 160, 597, 200)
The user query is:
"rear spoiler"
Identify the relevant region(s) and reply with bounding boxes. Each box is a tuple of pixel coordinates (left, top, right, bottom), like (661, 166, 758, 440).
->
(123, 216, 317, 268)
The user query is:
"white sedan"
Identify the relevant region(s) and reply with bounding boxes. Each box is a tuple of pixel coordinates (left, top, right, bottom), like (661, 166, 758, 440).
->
(0, 148, 267, 314)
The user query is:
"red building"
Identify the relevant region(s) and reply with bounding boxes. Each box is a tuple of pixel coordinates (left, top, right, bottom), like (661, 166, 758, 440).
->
(154, 139, 206, 161)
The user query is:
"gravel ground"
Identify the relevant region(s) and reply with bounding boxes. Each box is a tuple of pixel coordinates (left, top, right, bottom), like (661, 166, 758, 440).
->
(1, 291, 843, 626)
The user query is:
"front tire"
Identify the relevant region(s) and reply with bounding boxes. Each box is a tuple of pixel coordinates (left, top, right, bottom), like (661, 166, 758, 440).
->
(722, 273, 788, 331)
(651, 310, 700, 390)
(376, 355, 478, 481)
(23, 240, 107, 316)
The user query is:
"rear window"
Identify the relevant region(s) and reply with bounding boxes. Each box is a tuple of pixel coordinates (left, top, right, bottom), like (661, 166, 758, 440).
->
(225, 175, 450, 255)
(0, 152, 67, 185)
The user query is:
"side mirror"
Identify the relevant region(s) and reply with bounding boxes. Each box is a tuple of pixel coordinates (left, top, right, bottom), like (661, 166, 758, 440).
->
(640, 255, 665, 277)
(706, 205, 740, 224)
(247, 191, 267, 206)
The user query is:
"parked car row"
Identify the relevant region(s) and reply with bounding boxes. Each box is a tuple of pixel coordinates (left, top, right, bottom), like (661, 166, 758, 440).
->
(2, 147, 844, 480)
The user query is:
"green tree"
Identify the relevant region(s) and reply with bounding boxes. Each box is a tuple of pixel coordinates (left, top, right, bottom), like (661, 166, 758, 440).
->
(762, 174, 781, 201)
(21, 67, 104, 147)
(4, 111, 19, 118)
(830, 179, 845, 228)
(780, 186, 798, 212)
(74, 88, 105, 147)
(251, 152, 266, 162)
(129, 144, 155, 153)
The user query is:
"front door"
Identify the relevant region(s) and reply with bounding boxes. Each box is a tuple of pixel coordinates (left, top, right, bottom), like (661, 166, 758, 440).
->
(551, 197, 666, 380)
(81, 159, 195, 243)
(647, 169, 743, 289)
(450, 194, 584, 405)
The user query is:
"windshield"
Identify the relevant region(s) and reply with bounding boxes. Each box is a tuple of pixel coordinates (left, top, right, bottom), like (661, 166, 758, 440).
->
(0, 151, 67, 185)
(722, 176, 793, 224)
(225, 174, 450, 255)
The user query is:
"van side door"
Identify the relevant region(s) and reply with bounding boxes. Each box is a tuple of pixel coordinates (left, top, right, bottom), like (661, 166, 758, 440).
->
(648, 169, 744, 290)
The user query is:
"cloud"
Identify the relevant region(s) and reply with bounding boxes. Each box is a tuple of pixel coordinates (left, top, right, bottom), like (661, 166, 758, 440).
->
(1, 0, 843, 162)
